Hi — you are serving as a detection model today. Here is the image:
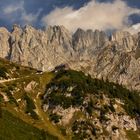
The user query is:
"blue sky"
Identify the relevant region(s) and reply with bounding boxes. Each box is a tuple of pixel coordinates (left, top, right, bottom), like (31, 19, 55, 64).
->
(0, 0, 140, 31)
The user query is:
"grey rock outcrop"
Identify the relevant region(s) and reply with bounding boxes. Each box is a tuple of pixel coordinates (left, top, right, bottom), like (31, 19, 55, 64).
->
(0, 27, 10, 58)
(0, 25, 140, 90)
(9, 25, 75, 71)
(111, 31, 136, 52)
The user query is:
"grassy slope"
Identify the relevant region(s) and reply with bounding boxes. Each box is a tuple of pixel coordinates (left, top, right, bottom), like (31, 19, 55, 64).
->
(0, 59, 67, 140)
(36, 72, 67, 140)
(126, 130, 140, 140)
(0, 58, 37, 79)
(0, 109, 58, 140)
(0, 73, 66, 140)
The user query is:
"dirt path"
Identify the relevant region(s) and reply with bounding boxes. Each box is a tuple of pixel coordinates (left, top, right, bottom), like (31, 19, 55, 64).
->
(0, 78, 19, 83)
(35, 99, 67, 140)
(0, 75, 31, 83)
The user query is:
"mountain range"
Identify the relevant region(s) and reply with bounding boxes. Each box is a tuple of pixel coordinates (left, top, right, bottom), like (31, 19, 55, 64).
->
(0, 24, 140, 91)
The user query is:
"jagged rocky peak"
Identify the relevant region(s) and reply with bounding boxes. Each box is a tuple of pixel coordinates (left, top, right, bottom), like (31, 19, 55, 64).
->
(12, 24, 44, 37)
(73, 28, 86, 37)
(46, 25, 72, 45)
(73, 28, 109, 50)
(73, 28, 93, 43)
(133, 32, 140, 50)
(93, 29, 109, 47)
(24, 24, 35, 30)
(23, 25, 45, 36)
(9, 24, 50, 70)
(11, 24, 23, 37)
(111, 30, 131, 41)
(137, 32, 140, 47)
(45, 25, 74, 61)
(12, 24, 22, 32)
(10, 24, 23, 44)
(0, 27, 10, 58)
(11, 24, 47, 47)
(51, 25, 69, 33)
(135, 33, 140, 59)
(0, 27, 10, 42)
(111, 30, 136, 52)
(0, 27, 10, 34)
(46, 25, 73, 48)
(8, 24, 75, 71)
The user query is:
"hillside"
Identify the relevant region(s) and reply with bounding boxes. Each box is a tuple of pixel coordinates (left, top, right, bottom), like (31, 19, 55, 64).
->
(0, 110, 57, 140)
(42, 70, 140, 140)
(0, 57, 37, 80)
(0, 58, 139, 140)
(0, 58, 66, 140)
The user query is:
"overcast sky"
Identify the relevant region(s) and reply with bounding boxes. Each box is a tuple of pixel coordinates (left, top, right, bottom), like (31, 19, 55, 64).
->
(0, 0, 140, 32)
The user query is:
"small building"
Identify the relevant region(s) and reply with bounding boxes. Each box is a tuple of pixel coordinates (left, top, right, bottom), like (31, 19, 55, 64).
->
(53, 64, 70, 72)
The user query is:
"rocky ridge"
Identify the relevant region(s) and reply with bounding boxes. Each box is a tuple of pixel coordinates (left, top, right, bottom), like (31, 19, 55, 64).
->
(0, 25, 140, 90)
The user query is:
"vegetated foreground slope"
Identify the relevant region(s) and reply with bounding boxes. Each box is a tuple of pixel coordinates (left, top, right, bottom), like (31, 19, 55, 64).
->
(0, 58, 139, 140)
(0, 57, 38, 83)
(43, 70, 140, 140)
(0, 110, 57, 140)
(0, 58, 64, 140)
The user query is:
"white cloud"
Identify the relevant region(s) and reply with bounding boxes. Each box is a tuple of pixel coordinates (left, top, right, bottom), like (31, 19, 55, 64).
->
(3, 1, 41, 25)
(42, 0, 140, 32)
(124, 23, 140, 34)
(3, 2, 24, 14)
(21, 9, 42, 24)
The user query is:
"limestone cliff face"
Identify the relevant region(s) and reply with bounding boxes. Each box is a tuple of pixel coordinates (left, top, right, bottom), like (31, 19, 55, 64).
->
(0, 25, 140, 90)
(111, 31, 137, 52)
(0, 27, 10, 58)
(72, 29, 109, 61)
(9, 25, 74, 71)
